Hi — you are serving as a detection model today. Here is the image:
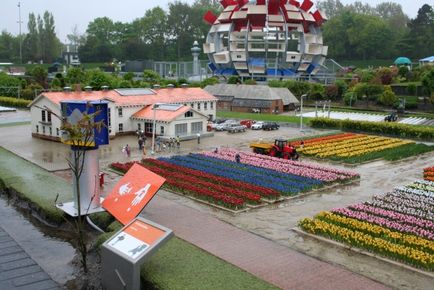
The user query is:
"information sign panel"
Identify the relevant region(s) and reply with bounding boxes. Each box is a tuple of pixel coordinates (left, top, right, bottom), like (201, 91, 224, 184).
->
(102, 163, 166, 225)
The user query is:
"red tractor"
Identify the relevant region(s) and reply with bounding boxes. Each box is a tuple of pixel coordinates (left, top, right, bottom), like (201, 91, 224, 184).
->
(250, 138, 299, 160)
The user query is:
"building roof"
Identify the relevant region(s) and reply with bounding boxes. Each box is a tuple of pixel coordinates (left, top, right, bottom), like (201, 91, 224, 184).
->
(132, 104, 201, 122)
(394, 57, 412, 65)
(30, 87, 217, 107)
(204, 84, 299, 105)
(419, 56, 434, 63)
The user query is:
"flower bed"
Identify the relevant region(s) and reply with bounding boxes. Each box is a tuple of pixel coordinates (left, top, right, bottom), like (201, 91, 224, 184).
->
(109, 148, 359, 211)
(424, 167, 434, 182)
(293, 133, 434, 163)
(202, 148, 358, 182)
(299, 180, 434, 271)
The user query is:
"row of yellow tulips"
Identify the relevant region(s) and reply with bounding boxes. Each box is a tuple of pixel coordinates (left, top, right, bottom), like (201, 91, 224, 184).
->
(298, 135, 412, 158)
(299, 212, 434, 270)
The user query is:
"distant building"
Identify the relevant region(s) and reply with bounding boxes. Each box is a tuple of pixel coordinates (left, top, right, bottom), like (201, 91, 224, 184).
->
(204, 84, 299, 114)
(28, 87, 217, 141)
(62, 44, 80, 65)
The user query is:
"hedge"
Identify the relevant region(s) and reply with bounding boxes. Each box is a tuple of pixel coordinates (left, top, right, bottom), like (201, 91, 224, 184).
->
(309, 117, 434, 140)
(0, 96, 31, 108)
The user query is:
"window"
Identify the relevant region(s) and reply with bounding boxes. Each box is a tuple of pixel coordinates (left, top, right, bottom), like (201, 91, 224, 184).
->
(190, 103, 194, 109)
(160, 126, 164, 135)
(36, 125, 39, 133)
(41, 110, 46, 122)
(197, 103, 201, 110)
(137, 123, 141, 131)
(175, 123, 188, 135)
(49, 127, 52, 135)
(47, 111, 52, 122)
(184, 111, 193, 118)
(108, 108, 111, 127)
(118, 123, 123, 132)
(145, 122, 153, 134)
(191, 122, 203, 133)
(204, 102, 208, 110)
(56, 128, 59, 136)
(210, 102, 214, 109)
(118, 107, 123, 117)
(42, 126, 45, 134)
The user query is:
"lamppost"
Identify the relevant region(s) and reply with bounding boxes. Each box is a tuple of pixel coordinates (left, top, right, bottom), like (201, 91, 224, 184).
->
(299, 94, 307, 132)
(151, 103, 160, 155)
(17, 2, 23, 64)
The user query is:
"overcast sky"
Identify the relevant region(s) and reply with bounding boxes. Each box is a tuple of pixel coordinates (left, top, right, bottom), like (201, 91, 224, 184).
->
(0, 0, 431, 41)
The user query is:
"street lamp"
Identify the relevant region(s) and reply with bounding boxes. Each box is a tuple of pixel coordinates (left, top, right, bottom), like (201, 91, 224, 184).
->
(299, 94, 307, 132)
(151, 103, 160, 155)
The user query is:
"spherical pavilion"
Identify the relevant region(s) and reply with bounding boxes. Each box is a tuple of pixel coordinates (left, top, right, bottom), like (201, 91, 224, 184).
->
(203, 0, 328, 79)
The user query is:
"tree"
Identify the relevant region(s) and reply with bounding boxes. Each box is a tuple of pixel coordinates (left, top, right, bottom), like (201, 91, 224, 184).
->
(28, 65, 48, 88)
(143, 69, 161, 84)
(421, 68, 434, 102)
(317, 0, 344, 18)
(353, 83, 383, 107)
(47, 103, 106, 273)
(378, 85, 397, 106)
(66, 67, 87, 85)
(0, 31, 18, 62)
(85, 69, 114, 90)
(399, 4, 434, 59)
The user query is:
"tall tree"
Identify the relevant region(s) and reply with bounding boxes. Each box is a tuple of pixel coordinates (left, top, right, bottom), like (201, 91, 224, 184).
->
(0, 31, 18, 62)
(317, 0, 344, 18)
(404, 4, 434, 59)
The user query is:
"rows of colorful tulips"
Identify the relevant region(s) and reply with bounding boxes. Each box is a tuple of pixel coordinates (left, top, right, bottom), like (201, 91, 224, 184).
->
(110, 149, 358, 210)
(296, 133, 413, 159)
(424, 167, 434, 182)
(299, 180, 434, 271)
(201, 148, 359, 182)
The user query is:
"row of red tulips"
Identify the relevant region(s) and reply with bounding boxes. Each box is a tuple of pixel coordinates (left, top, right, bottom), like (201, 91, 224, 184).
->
(142, 161, 261, 205)
(424, 166, 434, 182)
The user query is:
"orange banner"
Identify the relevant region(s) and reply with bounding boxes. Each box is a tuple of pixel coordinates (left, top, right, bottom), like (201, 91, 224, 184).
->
(102, 163, 165, 225)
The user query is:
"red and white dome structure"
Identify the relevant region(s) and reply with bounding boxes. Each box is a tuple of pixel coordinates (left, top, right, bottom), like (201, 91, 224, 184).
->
(203, 0, 328, 79)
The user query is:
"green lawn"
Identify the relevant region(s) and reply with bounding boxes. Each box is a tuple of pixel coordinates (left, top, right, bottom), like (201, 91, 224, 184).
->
(337, 59, 392, 68)
(0, 121, 30, 127)
(217, 111, 305, 123)
(141, 236, 278, 290)
(0, 147, 71, 223)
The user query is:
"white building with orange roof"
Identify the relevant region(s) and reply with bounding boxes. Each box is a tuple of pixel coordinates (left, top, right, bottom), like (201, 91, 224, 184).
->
(29, 87, 217, 141)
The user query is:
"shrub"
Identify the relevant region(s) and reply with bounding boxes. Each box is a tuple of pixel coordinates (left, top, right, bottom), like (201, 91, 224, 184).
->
(0, 96, 31, 108)
(325, 84, 339, 100)
(407, 83, 417, 96)
(343, 91, 357, 106)
(378, 86, 397, 106)
(335, 80, 348, 98)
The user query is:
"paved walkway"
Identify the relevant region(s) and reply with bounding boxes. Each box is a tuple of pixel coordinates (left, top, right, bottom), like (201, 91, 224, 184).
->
(0, 225, 60, 290)
(143, 195, 391, 290)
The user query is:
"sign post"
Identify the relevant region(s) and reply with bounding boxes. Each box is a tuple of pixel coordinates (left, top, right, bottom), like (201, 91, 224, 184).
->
(101, 217, 173, 290)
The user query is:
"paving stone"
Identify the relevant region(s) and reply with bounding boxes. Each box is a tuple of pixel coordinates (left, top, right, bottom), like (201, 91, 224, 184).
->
(0, 241, 18, 249)
(0, 236, 13, 243)
(0, 265, 41, 281)
(12, 271, 50, 287)
(0, 252, 29, 264)
(0, 246, 22, 257)
(0, 225, 59, 289)
(15, 279, 60, 290)
(0, 257, 36, 271)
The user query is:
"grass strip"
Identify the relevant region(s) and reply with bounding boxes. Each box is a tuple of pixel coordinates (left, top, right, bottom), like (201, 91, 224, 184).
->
(140, 236, 278, 290)
(0, 146, 70, 223)
(217, 111, 306, 123)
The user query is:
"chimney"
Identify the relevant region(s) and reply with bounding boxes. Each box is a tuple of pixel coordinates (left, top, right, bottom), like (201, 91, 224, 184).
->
(152, 84, 160, 89)
(167, 84, 175, 88)
(181, 83, 188, 88)
(74, 84, 82, 92)
(63, 86, 71, 92)
(101, 85, 109, 91)
(84, 85, 92, 92)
